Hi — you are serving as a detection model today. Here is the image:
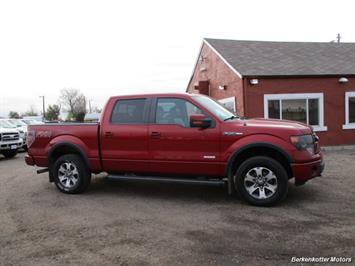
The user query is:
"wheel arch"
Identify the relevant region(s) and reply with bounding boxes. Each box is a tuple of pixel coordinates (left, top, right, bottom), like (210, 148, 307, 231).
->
(48, 142, 89, 182)
(225, 143, 293, 194)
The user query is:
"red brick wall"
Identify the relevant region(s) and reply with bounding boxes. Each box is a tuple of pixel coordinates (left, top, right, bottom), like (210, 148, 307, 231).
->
(187, 43, 245, 116)
(187, 42, 355, 146)
(245, 77, 355, 146)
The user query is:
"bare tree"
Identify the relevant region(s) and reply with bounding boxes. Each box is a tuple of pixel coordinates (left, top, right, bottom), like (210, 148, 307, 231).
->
(91, 106, 102, 113)
(60, 89, 87, 122)
(22, 105, 38, 117)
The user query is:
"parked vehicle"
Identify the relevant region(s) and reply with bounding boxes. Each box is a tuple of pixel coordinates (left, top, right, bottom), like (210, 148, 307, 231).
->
(84, 112, 101, 122)
(1, 119, 28, 150)
(20, 119, 44, 125)
(0, 121, 23, 158)
(25, 93, 324, 206)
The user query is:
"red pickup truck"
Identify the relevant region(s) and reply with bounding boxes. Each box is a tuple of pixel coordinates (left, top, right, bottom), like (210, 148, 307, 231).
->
(25, 93, 324, 206)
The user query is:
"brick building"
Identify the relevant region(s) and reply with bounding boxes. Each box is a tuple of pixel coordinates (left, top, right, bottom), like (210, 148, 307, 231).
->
(187, 38, 355, 146)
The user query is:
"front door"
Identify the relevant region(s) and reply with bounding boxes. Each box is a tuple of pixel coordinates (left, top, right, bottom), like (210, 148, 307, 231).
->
(148, 97, 222, 176)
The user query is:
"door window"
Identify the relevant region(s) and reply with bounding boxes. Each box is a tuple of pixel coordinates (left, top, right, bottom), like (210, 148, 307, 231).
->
(111, 99, 147, 124)
(155, 98, 204, 127)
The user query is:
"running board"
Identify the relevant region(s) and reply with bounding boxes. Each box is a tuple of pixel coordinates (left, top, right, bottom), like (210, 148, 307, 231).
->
(107, 175, 226, 187)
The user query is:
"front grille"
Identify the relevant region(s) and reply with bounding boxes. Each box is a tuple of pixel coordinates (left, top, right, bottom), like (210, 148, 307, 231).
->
(0, 132, 20, 142)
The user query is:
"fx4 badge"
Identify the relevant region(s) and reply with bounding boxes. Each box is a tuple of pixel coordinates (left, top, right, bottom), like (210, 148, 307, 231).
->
(223, 132, 243, 136)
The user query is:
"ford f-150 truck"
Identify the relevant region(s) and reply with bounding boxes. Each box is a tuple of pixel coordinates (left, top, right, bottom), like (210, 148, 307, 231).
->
(25, 93, 324, 206)
(0, 120, 23, 158)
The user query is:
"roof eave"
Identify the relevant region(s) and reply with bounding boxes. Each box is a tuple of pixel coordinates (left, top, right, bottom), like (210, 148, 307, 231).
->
(203, 39, 243, 79)
(243, 74, 355, 78)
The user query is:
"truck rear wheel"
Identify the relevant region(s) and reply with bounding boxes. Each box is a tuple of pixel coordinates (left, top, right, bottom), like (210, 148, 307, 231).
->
(234, 156, 288, 206)
(52, 154, 91, 194)
(1, 150, 18, 158)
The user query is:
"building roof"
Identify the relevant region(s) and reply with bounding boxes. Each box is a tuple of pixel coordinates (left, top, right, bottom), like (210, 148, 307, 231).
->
(204, 38, 355, 77)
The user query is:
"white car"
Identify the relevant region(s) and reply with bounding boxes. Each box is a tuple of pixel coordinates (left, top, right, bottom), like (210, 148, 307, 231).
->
(0, 121, 23, 158)
(2, 119, 28, 150)
(20, 119, 44, 125)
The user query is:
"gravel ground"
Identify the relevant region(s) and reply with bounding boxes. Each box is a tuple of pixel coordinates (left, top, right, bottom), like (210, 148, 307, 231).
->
(0, 151, 354, 266)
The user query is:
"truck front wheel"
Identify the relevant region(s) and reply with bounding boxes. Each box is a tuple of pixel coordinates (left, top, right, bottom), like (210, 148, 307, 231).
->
(52, 154, 91, 194)
(234, 156, 288, 206)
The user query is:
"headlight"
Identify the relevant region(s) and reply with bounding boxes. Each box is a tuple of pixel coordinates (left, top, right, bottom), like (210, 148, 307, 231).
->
(290, 134, 314, 153)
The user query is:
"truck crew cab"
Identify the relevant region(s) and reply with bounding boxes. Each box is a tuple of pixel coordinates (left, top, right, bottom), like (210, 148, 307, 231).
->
(25, 93, 324, 206)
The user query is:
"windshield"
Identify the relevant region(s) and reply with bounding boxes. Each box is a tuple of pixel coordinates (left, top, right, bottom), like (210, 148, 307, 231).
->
(192, 95, 237, 121)
(21, 119, 31, 125)
(0, 120, 16, 128)
(9, 119, 26, 126)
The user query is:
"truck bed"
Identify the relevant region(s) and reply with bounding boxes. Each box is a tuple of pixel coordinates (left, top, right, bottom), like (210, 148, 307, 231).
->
(27, 123, 102, 171)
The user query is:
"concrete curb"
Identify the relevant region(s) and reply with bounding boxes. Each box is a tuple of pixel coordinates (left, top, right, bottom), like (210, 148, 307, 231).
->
(321, 145, 355, 151)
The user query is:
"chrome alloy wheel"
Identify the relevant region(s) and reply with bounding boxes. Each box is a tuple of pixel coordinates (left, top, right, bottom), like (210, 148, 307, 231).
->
(58, 161, 79, 189)
(243, 167, 278, 199)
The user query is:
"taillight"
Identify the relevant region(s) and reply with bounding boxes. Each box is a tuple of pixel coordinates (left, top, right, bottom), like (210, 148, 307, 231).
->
(26, 130, 35, 148)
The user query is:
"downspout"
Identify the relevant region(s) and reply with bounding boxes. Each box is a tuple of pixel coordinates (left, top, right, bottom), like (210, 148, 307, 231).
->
(242, 77, 248, 118)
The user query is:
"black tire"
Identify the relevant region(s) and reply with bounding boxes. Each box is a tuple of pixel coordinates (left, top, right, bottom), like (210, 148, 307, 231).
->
(1, 150, 18, 158)
(52, 154, 91, 194)
(234, 156, 288, 207)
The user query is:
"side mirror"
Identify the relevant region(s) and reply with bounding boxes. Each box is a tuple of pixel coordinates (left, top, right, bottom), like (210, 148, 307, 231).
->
(190, 115, 212, 128)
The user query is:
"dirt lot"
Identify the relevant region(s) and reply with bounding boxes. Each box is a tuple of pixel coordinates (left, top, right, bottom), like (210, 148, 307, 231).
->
(0, 151, 354, 266)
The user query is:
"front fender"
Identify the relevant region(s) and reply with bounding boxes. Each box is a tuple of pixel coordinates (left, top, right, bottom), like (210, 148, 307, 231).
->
(223, 134, 295, 195)
(222, 134, 295, 163)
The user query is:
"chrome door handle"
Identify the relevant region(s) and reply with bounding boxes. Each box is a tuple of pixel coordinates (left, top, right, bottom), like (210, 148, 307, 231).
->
(104, 131, 114, 138)
(151, 131, 161, 139)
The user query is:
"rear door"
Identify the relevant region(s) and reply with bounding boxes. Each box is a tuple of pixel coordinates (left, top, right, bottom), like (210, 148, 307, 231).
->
(148, 97, 222, 176)
(100, 97, 151, 173)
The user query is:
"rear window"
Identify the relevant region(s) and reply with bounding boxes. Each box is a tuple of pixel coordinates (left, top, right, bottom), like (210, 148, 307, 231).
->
(110, 99, 147, 124)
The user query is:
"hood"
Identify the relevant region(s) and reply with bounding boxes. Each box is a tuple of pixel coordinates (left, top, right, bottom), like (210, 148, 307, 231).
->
(223, 118, 313, 141)
(244, 118, 312, 133)
(0, 127, 20, 134)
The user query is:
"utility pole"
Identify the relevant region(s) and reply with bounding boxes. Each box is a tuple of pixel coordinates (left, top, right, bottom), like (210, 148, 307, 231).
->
(39, 96, 45, 121)
(89, 100, 92, 113)
(337, 33, 341, 43)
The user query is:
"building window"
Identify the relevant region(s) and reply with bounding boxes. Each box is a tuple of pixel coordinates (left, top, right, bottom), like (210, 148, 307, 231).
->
(264, 93, 327, 132)
(343, 92, 355, 129)
(218, 97, 236, 113)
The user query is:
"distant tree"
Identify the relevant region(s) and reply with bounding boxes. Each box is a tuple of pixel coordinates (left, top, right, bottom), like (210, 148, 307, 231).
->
(60, 88, 87, 122)
(91, 106, 102, 113)
(22, 105, 38, 117)
(45, 104, 61, 121)
(9, 111, 20, 119)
